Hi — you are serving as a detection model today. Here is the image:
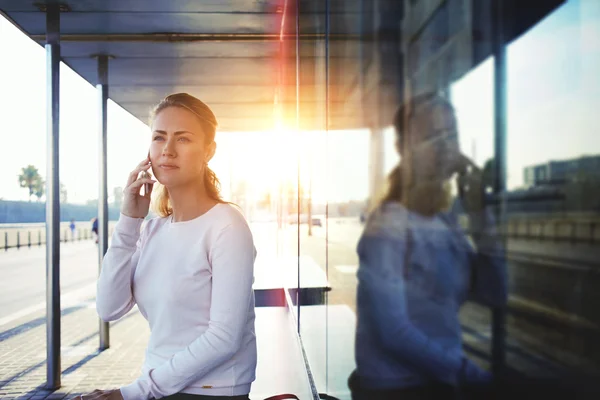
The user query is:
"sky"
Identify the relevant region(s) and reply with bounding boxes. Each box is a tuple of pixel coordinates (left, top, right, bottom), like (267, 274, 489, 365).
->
(0, 0, 598, 203)
(451, 0, 600, 189)
(0, 17, 150, 204)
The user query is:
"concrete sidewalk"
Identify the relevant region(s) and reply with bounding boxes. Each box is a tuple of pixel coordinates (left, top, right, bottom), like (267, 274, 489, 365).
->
(0, 296, 149, 400)
(0, 297, 315, 400)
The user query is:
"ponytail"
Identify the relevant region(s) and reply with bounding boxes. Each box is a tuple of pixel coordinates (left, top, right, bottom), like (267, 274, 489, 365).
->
(204, 165, 224, 203)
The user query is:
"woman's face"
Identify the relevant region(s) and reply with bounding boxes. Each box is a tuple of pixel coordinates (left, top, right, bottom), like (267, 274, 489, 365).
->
(149, 106, 216, 188)
(410, 104, 460, 180)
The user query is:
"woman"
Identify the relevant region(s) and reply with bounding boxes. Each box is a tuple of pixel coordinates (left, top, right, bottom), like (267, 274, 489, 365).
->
(81, 93, 257, 400)
(349, 93, 507, 400)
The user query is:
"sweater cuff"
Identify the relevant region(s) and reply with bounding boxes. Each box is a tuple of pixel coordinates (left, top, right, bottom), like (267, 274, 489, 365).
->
(120, 378, 151, 400)
(115, 213, 144, 236)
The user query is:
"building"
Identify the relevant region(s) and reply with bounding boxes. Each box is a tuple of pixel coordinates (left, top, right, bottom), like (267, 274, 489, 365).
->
(524, 155, 600, 186)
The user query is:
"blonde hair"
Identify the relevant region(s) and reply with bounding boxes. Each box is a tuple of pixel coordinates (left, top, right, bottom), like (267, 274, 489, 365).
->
(149, 93, 225, 218)
(383, 93, 454, 216)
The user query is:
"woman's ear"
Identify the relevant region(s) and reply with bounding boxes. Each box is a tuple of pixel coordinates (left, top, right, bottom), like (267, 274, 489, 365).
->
(205, 141, 217, 163)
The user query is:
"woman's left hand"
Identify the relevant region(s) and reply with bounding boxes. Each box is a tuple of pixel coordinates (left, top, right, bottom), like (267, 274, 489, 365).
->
(71, 389, 124, 400)
(456, 155, 485, 214)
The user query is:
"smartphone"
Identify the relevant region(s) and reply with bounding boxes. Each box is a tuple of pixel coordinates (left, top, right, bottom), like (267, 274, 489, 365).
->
(141, 171, 151, 196)
(143, 150, 152, 196)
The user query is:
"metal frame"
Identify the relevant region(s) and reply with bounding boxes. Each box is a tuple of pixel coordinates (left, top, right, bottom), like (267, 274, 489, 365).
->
(97, 54, 110, 350)
(324, 0, 331, 392)
(295, 0, 301, 329)
(45, 3, 61, 390)
(30, 33, 364, 42)
(492, 0, 508, 376)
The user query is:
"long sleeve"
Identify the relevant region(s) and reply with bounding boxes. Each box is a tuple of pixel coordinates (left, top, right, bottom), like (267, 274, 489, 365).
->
(120, 222, 256, 400)
(357, 235, 489, 386)
(96, 214, 144, 322)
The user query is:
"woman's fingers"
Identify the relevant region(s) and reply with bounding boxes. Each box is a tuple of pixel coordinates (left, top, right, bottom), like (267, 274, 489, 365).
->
(126, 177, 156, 194)
(86, 389, 110, 400)
(126, 164, 152, 187)
(125, 158, 151, 187)
(143, 181, 155, 199)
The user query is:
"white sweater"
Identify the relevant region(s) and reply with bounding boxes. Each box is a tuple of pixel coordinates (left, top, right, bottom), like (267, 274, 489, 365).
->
(96, 204, 257, 399)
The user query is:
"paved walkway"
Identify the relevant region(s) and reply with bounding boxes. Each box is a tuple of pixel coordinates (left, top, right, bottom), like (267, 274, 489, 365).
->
(0, 299, 315, 400)
(0, 295, 149, 400)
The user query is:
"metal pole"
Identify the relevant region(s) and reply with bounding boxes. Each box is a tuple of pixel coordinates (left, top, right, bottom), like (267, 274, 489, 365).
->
(295, 0, 301, 330)
(45, 3, 61, 390)
(97, 54, 110, 350)
(492, 0, 508, 377)
(29, 32, 362, 43)
(307, 161, 312, 236)
(324, 0, 331, 391)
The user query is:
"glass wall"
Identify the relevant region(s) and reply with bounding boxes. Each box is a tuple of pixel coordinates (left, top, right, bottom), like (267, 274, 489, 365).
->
(503, 0, 600, 377)
(281, 0, 600, 399)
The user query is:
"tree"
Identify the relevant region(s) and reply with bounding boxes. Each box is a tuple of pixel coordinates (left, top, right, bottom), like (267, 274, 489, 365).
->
(29, 178, 68, 203)
(18, 165, 42, 202)
(34, 178, 45, 202)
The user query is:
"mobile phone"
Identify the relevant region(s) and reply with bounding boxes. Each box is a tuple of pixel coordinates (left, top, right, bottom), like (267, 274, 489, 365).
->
(141, 171, 151, 196)
(143, 151, 152, 196)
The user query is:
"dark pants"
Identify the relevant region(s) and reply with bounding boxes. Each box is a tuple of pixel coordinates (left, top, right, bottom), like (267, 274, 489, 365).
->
(348, 371, 457, 400)
(161, 394, 250, 400)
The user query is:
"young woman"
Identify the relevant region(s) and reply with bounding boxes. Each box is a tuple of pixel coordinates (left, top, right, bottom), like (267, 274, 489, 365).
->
(81, 93, 257, 400)
(349, 93, 507, 400)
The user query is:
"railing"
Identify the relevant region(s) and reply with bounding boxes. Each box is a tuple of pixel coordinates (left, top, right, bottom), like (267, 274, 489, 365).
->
(500, 215, 600, 244)
(1, 222, 117, 250)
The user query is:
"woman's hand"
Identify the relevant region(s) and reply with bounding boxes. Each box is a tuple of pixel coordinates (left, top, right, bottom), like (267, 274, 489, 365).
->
(71, 389, 124, 400)
(121, 157, 156, 219)
(456, 154, 485, 214)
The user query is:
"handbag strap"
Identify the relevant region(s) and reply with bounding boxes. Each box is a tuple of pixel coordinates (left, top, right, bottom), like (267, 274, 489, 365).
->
(263, 393, 340, 400)
(263, 395, 300, 400)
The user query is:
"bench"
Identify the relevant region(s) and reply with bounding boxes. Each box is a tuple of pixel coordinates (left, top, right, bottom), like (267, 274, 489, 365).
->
(253, 255, 331, 307)
(250, 307, 314, 399)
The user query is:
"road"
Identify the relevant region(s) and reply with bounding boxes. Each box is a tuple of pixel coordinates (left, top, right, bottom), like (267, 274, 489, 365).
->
(0, 240, 99, 324)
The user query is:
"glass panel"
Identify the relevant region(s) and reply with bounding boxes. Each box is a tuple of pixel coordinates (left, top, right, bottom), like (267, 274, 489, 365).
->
(340, 1, 504, 399)
(274, 0, 301, 320)
(297, 0, 329, 396)
(451, 57, 497, 372)
(505, 0, 600, 379)
(299, 0, 600, 398)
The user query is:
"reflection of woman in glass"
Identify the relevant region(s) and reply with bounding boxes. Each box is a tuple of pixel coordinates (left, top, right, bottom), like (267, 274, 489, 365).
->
(349, 94, 507, 400)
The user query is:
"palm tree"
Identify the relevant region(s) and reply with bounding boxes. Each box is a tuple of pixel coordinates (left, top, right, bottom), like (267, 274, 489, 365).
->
(34, 177, 45, 202)
(18, 165, 41, 202)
